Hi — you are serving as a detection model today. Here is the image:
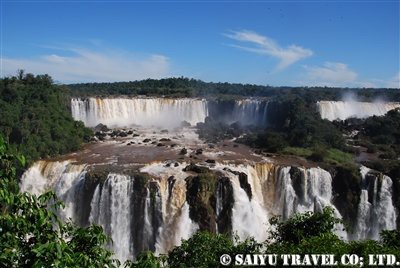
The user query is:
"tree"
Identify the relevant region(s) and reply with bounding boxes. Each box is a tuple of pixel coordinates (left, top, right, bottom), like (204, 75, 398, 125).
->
(268, 207, 342, 244)
(0, 136, 119, 267)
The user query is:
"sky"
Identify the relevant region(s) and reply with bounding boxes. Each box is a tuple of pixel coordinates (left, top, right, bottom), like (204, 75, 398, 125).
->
(1, 0, 399, 88)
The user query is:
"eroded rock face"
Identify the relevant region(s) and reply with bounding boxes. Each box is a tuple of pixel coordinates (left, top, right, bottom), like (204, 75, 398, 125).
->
(21, 157, 396, 260)
(331, 166, 362, 232)
(186, 173, 217, 232)
(215, 177, 234, 235)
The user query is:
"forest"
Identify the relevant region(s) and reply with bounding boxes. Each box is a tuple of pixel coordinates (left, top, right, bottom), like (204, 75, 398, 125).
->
(0, 71, 93, 164)
(69, 77, 400, 101)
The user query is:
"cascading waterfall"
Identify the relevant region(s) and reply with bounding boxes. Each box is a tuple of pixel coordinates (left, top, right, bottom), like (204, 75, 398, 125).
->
(317, 101, 400, 121)
(20, 160, 397, 261)
(71, 98, 209, 128)
(71, 97, 270, 128)
(89, 174, 133, 262)
(272, 167, 336, 217)
(231, 99, 269, 126)
(354, 166, 396, 240)
(220, 165, 270, 241)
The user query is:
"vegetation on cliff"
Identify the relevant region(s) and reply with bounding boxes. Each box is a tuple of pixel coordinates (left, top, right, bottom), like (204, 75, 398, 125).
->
(0, 71, 92, 163)
(130, 208, 400, 267)
(0, 137, 118, 267)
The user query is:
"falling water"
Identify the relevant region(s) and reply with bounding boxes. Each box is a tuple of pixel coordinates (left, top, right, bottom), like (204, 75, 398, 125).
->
(354, 166, 396, 240)
(71, 98, 208, 128)
(20, 160, 398, 261)
(317, 101, 400, 121)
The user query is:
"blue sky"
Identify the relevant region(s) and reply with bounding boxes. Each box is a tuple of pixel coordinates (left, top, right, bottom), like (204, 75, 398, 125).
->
(1, 0, 399, 87)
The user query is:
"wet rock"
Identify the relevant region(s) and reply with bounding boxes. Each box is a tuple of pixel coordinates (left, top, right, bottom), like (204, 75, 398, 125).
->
(170, 144, 178, 148)
(157, 143, 164, 147)
(185, 173, 217, 232)
(143, 138, 151, 143)
(290, 167, 304, 203)
(216, 177, 234, 234)
(174, 162, 179, 167)
(95, 131, 107, 140)
(160, 129, 169, 133)
(94, 123, 109, 132)
(205, 159, 216, 164)
(180, 120, 191, 127)
(151, 141, 157, 144)
(195, 148, 203, 155)
(332, 166, 362, 231)
(238, 172, 252, 200)
(160, 138, 171, 142)
(118, 131, 128, 137)
(167, 176, 176, 199)
(183, 164, 210, 174)
(180, 148, 187, 155)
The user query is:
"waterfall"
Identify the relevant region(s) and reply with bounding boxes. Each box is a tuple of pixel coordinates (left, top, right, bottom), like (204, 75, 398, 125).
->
(354, 166, 396, 240)
(71, 98, 208, 128)
(271, 166, 347, 239)
(21, 160, 398, 261)
(71, 97, 270, 129)
(317, 101, 400, 121)
(20, 161, 87, 222)
(89, 174, 132, 261)
(222, 165, 270, 241)
(231, 99, 269, 126)
(274, 167, 335, 216)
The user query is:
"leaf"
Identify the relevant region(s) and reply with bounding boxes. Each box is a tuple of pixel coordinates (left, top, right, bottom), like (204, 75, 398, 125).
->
(16, 155, 26, 167)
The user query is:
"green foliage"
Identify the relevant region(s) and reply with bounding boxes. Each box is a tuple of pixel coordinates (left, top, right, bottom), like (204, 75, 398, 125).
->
(269, 207, 342, 244)
(0, 137, 118, 267)
(131, 208, 400, 267)
(126, 251, 165, 268)
(236, 98, 353, 169)
(167, 232, 260, 268)
(266, 208, 400, 260)
(281, 147, 313, 157)
(380, 230, 400, 248)
(239, 131, 288, 153)
(0, 71, 93, 163)
(68, 77, 400, 100)
(324, 148, 354, 166)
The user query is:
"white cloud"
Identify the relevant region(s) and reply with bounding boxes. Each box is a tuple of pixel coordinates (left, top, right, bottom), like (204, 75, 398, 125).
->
(2, 47, 170, 83)
(224, 30, 313, 70)
(385, 72, 400, 88)
(304, 62, 358, 87)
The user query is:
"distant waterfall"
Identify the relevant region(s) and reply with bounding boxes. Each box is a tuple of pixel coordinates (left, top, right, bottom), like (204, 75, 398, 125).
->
(353, 166, 396, 240)
(71, 98, 209, 128)
(231, 99, 269, 126)
(317, 101, 400, 121)
(71, 97, 269, 128)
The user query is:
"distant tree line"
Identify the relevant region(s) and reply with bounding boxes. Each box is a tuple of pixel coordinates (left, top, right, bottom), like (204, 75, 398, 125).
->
(68, 77, 400, 101)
